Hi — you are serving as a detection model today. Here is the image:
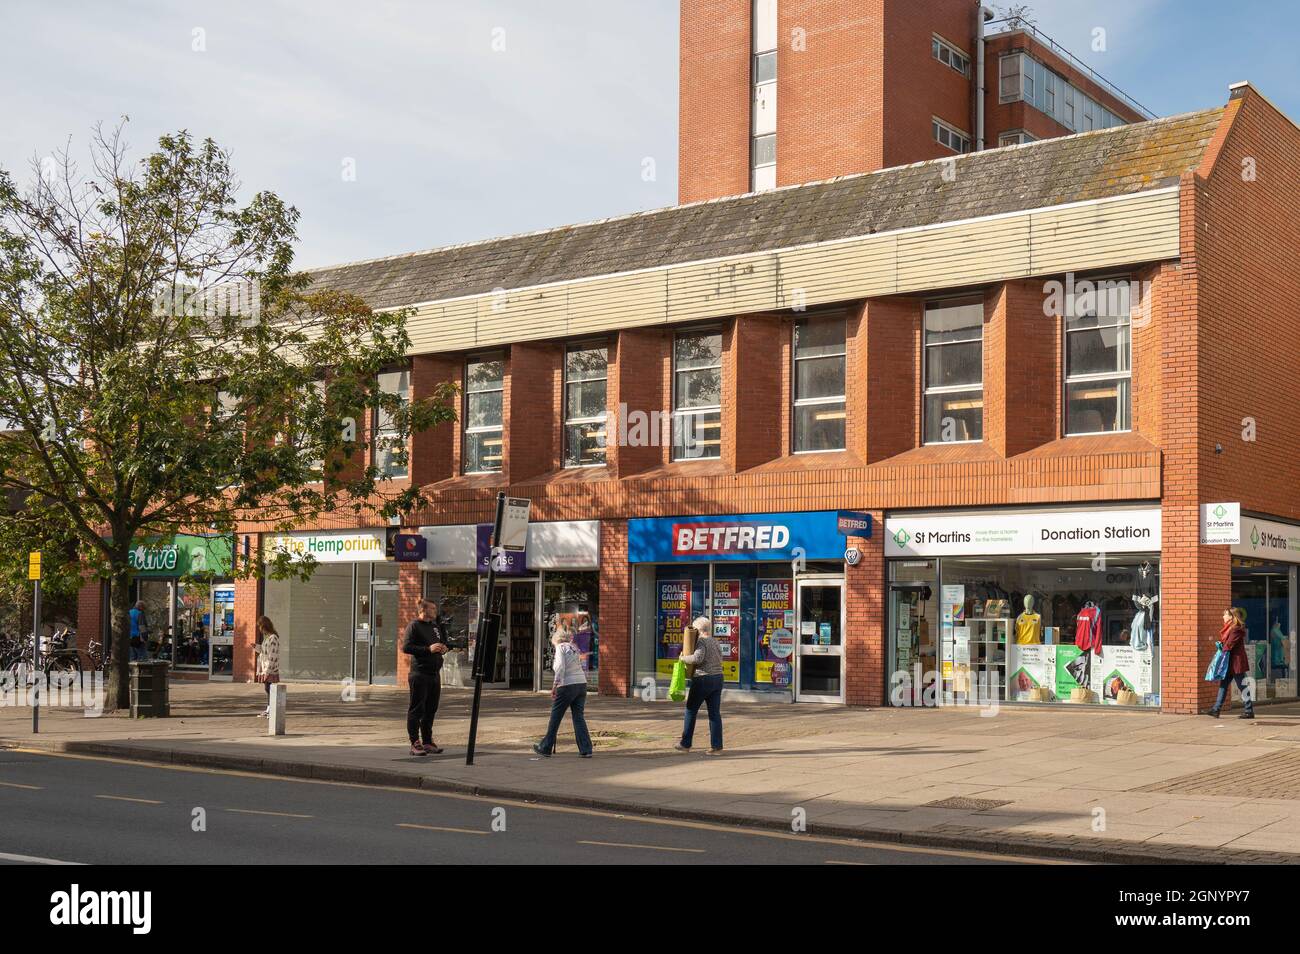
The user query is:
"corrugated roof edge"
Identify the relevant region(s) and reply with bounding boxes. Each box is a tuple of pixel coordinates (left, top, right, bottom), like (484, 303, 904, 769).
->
(306, 105, 1226, 277)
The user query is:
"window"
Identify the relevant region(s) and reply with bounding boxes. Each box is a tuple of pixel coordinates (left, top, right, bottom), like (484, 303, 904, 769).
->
(998, 130, 1036, 147)
(672, 328, 722, 460)
(564, 343, 608, 468)
(932, 35, 970, 76)
(1064, 278, 1132, 435)
(923, 297, 984, 444)
(463, 353, 504, 473)
(793, 316, 846, 453)
(1000, 52, 1128, 134)
(374, 369, 409, 479)
(933, 118, 971, 154)
(999, 54, 1022, 101)
(751, 0, 777, 192)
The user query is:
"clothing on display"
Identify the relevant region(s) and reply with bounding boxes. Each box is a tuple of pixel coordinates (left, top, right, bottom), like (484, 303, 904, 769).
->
(1075, 602, 1103, 654)
(1130, 561, 1159, 652)
(1015, 611, 1042, 645)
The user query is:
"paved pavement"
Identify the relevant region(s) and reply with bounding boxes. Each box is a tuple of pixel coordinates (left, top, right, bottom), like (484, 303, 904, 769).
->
(0, 750, 1028, 865)
(4, 681, 1300, 863)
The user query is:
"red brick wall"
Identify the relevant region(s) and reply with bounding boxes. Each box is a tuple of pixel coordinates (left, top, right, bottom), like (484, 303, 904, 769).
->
(76, 579, 102, 652)
(598, 520, 630, 696)
(609, 328, 670, 477)
(985, 281, 1054, 457)
(725, 316, 785, 470)
(232, 574, 260, 682)
(505, 341, 563, 481)
(861, 296, 921, 461)
(844, 516, 885, 705)
(410, 353, 460, 485)
(396, 561, 422, 683)
(679, 0, 751, 203)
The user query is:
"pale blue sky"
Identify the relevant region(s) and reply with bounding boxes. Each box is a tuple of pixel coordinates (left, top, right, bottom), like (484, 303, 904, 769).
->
(2, 0, 1294, 269)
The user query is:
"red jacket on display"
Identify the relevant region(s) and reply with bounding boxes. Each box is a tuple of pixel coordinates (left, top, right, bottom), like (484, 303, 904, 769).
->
(1075, 604, 1102, 654)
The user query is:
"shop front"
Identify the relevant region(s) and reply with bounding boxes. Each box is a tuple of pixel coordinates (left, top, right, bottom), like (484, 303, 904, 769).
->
(1231, 514, 1300, 702)
(125, 534, 235, 680)
(261, 529, 399, 685)
(419, 520, 600, 691)
(886, 506, 1162, 708)
(629, 511, 848, 703)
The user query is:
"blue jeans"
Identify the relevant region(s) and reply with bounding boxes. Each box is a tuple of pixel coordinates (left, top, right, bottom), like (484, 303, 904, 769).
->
(1212, 672, 1253, 714)
(681, 673, 724, 750)
(130, 644, 146, 662)
(539, 684, 593, 756)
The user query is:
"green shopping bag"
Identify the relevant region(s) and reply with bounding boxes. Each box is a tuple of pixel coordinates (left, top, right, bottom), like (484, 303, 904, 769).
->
(668, 659, 687, 702)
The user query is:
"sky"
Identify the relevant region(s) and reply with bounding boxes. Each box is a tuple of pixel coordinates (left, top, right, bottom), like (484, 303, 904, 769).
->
(2, 0, 1297, 270)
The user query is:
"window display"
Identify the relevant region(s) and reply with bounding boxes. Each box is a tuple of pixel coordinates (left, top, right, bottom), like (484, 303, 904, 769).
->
(1231, 559, 1297, 700)
(889, 555, 1161, 707)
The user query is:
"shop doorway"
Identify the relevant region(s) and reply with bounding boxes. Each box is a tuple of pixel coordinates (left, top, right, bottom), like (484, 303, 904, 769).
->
(477, 578, 541, 690)
(794, 578, 845, 703)
(352, 564, 399, 686)
(1232, 561, 1297, 700)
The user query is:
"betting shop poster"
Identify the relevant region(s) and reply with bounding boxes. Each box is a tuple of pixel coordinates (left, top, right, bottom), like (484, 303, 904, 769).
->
(757, 578, 794, 685)
(712, 579, 741, 683)
(657, 580, 691, 678)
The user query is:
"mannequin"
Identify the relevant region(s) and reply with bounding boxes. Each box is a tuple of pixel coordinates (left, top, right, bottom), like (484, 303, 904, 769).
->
(1130, 562, 1158, 652)
(1015, 595, 1043, 645)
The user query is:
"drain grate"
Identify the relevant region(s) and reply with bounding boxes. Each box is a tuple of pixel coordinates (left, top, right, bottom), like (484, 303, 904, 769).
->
(1137, 748, 1300, 799)
(924, 796, 1013, 811)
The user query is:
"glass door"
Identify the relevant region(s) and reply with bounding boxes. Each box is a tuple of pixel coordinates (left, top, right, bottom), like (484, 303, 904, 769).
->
(370, 579, 399, 686)
(794, 578, 845, 703)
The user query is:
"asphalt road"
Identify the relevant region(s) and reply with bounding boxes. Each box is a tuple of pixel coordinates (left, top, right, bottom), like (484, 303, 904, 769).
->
(0, 749, 1039, 865)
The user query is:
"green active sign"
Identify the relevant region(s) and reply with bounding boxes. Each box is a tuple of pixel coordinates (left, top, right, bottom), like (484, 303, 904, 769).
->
(127, 534, 233, 577)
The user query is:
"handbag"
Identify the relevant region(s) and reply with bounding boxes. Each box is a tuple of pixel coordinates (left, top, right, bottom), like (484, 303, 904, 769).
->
(1205, 648, 1230, 682)
(667, 659, 687, 702)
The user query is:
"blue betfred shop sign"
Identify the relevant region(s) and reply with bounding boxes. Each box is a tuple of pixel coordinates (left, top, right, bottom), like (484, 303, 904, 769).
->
(628, 511, 845, 563)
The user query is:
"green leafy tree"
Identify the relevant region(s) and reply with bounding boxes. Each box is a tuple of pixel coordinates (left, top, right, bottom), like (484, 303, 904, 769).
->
(0, 125, 456, 709)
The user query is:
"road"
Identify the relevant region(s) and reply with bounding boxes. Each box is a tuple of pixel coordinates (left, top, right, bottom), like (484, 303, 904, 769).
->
(0, 749, 1045, 865)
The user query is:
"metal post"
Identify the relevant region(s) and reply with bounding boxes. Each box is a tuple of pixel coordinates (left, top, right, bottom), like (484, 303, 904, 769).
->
(31, 578, 41, 734)
(466, 492, 507, 765)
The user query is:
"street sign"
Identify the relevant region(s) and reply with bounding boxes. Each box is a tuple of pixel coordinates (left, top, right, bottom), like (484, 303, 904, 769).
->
(27, 551, 41, 581)
(499, 497, 531, 552)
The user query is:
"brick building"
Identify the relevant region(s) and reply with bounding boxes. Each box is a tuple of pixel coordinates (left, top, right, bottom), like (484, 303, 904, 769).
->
(78, 4, 1300, 716)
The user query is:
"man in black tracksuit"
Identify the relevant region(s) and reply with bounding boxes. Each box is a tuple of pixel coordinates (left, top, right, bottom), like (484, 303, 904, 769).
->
(402, 599, 449, 756)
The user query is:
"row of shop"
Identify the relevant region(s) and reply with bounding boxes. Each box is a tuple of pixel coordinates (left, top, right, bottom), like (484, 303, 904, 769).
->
(99, 506, 1300, 710)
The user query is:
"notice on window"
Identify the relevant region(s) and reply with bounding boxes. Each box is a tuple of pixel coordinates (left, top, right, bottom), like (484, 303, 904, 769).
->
(713, 580, 741, 683)
(756, 579, 793, 684)
(656, 580, 691, 679)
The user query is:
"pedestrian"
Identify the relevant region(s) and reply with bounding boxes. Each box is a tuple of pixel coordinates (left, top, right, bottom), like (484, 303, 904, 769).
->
(128, 601, 148, 661)
(402, 598, 448, 757)
(253, 616, 281, 717)
(1208, 607, 1254, 719)
(674, 616, 724, 755)
(533, 627, 594, 758)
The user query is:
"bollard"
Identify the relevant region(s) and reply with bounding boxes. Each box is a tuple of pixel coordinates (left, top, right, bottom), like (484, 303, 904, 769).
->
(268, 683, 286, 736)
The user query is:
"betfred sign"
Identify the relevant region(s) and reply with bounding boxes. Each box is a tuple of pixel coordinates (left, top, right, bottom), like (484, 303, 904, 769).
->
(672, 522, 791, 557)
(629, 511, 842, 563)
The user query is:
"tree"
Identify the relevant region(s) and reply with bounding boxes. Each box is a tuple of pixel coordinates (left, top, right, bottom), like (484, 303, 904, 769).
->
(0, 124, 457, 709)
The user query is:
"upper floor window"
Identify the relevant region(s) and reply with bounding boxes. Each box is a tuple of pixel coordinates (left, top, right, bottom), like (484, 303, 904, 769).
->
(923, 297, 984, 444)
(999, 53, 1126, 132)
(998, 130, 1037, 147)
(374, 370, 409, 479)
(933, 117, 971, 154)
(932, 35, 970, 76)
(564, 342, 608, 468)
(1064, 278, 1132, 435)
(793, 316, 846, 453)
(463, 353, 504, 473)
(672, 328, 722, 460)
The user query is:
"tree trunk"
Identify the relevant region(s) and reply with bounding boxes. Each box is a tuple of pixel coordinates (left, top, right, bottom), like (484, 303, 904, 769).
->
(106, 569, 132, 712)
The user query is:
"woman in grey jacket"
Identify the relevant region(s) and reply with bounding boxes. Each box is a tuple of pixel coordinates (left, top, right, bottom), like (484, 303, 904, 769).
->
(675, 616, 724, 754)
(534, 628, 594, 758)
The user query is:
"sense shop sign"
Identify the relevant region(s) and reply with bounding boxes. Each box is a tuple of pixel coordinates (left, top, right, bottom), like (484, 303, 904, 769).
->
(885, 508, 1162, 558)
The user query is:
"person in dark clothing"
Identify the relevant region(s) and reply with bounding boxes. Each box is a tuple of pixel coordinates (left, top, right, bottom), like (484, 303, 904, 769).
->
(1209, 607, 1254, 719)
(402, 598, 449, 755)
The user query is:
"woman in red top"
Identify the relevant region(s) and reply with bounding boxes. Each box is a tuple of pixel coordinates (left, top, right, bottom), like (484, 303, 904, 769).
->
(1208, 607, 1254, 719)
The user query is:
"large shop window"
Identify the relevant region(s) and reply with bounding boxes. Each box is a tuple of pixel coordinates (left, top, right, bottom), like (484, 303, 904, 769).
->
(793, 316, 847, 453)
(1064, 278, 1132, 435)
(672, 328, 723, 460)
(1232, 559, 1298, 701)
(463, 353, 505, 473)
(563, 343, 608, 468)
(890, 556, 1161, 707)
(374, 369, 410, 479)
(923, 296, 984, 444)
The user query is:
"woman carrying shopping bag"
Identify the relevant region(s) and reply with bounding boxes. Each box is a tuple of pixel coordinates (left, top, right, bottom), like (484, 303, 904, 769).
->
(674, 616, 724, 755)
(1207, 607, 1253, 719)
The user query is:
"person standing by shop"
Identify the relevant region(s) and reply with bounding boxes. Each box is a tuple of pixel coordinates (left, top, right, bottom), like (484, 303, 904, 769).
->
(254, 616, 281, 717)
(402, 598, 449, 756)
(533, 628, 594, 758)
(675, 616, 724, 755)
(128, 601, 148, 662)
(1209, 607, 1254, 720)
